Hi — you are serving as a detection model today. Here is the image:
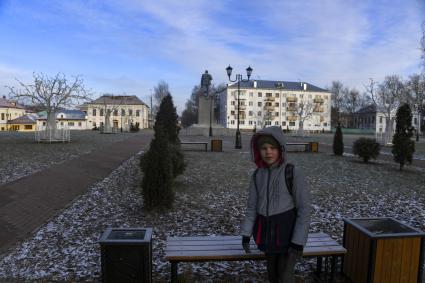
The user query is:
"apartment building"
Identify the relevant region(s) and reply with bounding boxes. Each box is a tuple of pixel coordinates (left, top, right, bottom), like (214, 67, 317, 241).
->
(218, 80, 331, 131)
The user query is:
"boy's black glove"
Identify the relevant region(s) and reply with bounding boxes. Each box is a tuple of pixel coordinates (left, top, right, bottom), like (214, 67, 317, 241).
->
(242, 236, 251, 253)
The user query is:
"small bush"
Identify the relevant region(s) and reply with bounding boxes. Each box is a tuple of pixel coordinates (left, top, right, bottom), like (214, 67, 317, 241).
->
(353, 138, 380, 163)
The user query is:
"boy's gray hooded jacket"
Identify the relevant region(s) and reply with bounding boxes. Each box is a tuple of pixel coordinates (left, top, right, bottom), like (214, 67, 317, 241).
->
(241, 126, 311, 247)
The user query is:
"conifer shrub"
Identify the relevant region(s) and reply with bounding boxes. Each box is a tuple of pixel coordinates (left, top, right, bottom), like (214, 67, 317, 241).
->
(392, 103, 415, 170)
(333, 123, 344, 156)
(353, 137, 380, 163)
(140, 127, 174, 210)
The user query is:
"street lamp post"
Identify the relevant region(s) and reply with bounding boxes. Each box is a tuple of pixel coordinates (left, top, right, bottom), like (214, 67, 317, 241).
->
(226, 65, 253, 149)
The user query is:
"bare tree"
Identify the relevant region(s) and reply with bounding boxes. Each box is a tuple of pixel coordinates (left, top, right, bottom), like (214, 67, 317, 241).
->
(6, 72, 90, 139)
(368, 76, 404, 144)
(342, 87, 361, 127)
(153, 80, 170, 114)
(289, 99, 315, 136)
(421, 21, 425, 72)
(330, 81, 344, 125)
(97, 94, 124, 133)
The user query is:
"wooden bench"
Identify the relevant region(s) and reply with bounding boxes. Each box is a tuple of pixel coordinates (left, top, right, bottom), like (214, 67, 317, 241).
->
(286, 142, 319, 152)
(179, 141, 208, 152)
(166, 232, 346, 282)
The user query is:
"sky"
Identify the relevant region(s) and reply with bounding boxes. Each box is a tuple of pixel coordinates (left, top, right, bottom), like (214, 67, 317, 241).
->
(0, 0, 424, 114)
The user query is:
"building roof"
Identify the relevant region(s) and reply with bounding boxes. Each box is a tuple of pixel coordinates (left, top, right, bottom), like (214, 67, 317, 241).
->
(85, 95, 148, 106)
(37, 109, 86, 120)
(355, 104, 377, 114)
(0, 97, 25, 109)
(9, 115, 37, 124)
(227, 80, 328, 92)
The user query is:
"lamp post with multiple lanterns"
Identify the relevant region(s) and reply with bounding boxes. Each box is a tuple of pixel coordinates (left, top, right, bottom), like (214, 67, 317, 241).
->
(226, 65, 253, 149)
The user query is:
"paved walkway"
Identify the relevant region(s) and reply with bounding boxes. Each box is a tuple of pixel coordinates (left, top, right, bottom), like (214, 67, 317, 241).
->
(0, 135, 151, 255)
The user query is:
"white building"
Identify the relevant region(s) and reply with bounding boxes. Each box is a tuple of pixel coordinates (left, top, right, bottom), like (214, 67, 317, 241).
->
(0, 96, 26, 131)
(36, 109, 87, 130)
(353, 104, 422, 135)
(81, 95, 149, 131)
(218, 80, 331, 131)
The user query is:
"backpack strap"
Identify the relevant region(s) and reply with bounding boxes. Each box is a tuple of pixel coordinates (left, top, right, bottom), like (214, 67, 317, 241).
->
(285, 163, 294, 196)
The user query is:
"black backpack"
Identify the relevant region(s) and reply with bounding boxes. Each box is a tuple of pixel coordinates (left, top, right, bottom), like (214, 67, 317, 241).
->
(253, 163, 294, 196)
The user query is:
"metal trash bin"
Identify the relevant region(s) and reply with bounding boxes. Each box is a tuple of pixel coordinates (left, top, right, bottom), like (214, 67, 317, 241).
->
(99, 227, 152, 283)
(343, 218, 425, 283)
(211, 139, 222, 152)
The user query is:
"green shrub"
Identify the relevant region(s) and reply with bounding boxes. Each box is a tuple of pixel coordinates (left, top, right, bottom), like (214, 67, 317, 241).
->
(353, 138, 380, 162)
(392, 103, 415, 170)
(169, 143, 186, 178)
(140, 127, 174, 210)
(333, 123, 344, 156)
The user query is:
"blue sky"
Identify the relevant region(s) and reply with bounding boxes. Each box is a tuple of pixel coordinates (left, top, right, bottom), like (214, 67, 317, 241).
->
(0, 0, 424, 113)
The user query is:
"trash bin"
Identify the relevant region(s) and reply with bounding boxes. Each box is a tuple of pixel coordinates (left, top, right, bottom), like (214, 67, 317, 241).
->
(99, 227, 153, 283)
(309, 141, 319, 152)
(211, 139, 222, 152)
(343, 218, 425, 283)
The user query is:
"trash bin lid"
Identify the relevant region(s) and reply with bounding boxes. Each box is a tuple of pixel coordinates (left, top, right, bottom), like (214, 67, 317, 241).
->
(99, 227, 152, 244)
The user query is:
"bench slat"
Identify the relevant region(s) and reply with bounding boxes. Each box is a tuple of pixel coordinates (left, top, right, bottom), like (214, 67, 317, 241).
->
(167, 237, 336, 246)
(166, 245, 346, 262)
(166, 241, 340, 252)
(167, 232, 329, 242)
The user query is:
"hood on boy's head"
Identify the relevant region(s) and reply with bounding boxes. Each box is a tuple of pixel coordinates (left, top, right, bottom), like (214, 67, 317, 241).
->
(250, 126, 288, 168)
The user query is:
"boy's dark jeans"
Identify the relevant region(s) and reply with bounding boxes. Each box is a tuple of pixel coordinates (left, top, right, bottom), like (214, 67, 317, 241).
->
(266, 248, 302, 283)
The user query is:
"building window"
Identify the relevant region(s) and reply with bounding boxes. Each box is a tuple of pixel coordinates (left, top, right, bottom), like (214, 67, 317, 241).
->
(24, 125, 32, 130)
(113, 110, 118, 116)
(231, 120, 235, 125)
(78, 122, 82, 126)
(249, 121, 253, 125)
(68, 122, 75, 126)
(275, 112, 279, 116)
(275, 121, 279, 126)
(60, 115, 64, 118)
(1, 113, 4, 120)
(249, 92, 253, 97)
(100, 109, 104, 116)
(121, 109, 125, 116)
(258, 92, 262, 97)
(240, 120, 245, 125)
(282, 103, 286, 107)
(414, 118, 417, 125)
(249, 101, 253, 106)
(92, 109, 96, 116)
(249, 111, 253, 116)
(129, 109, 133, 116)
(136, 110, 140, 117)
(60, 122, 64, 126)
(93, 122, 96, 127)
(258, 111, 262, 116)
(266, 93, 272, 97)
(379, 117, 382, 123)
(379, 128, 382, 132)
(289, 122, 295, 126)
(1, 127, 4, 131)
(258, 102, 262, 107)
(275, 93, 279, 98)
(231, 110, 235, 115)
(231, 101, 235, 105)
(282, 121, 286, 126)
(324, 122, 328, 127)
(275, 102, 279, 107)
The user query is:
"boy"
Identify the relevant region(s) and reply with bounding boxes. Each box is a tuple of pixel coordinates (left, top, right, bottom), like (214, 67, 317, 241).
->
(241, 126, 311, 283)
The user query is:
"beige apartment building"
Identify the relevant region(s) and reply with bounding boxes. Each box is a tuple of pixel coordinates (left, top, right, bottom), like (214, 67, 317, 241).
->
(81, 95, 149, 131)
(0, 96, 26, 131)
(219, 80, 331, 131)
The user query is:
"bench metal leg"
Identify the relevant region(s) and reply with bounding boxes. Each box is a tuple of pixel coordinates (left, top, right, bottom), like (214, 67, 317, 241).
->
(171, 261, 178, 283)
(316, 256, 322, 275)
(330, 256, 337, 282)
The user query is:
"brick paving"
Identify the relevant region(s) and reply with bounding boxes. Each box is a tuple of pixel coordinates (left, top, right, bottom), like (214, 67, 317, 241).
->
(0, 134, 152, 255)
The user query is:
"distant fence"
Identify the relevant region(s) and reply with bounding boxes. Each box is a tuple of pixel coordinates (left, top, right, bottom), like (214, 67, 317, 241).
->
(331, 128, 375, 135)
(35, 128, 71, 143)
